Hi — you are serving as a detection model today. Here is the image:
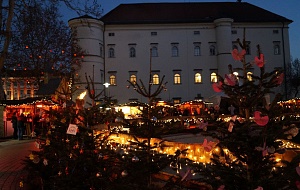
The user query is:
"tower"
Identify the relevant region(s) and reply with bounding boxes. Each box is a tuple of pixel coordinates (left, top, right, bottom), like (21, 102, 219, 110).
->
(68, 15, 104, 106)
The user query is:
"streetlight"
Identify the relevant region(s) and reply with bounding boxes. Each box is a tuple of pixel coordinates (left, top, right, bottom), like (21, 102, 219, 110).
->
(103, 82, 110, 97)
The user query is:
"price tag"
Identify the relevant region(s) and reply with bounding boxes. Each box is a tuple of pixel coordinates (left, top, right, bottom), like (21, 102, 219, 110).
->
(67, 124, 78, 135)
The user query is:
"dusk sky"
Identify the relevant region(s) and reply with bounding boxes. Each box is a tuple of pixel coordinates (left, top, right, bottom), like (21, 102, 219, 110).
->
(62, 0, 300, 60)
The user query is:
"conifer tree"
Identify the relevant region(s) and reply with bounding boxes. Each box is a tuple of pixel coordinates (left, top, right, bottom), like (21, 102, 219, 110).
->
(183, 38, 300, 190)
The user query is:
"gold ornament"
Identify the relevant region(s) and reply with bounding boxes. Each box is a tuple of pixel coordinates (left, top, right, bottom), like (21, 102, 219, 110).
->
(46, 139, 51, 146)
(61, 118, 66, 123)
(19, 181, 24, 187)
(29, 153, 35, 160)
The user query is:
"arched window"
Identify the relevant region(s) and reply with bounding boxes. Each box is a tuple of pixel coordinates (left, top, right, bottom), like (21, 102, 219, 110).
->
(130, 74, 137, 84)
(151, 47, 158, 57)
(172, 46, 178, 57)
(109, 75, 116, 85)
(211, 72, 217, 83)
(130, 47, 136, 57)
(274, 45, 280, 55)
(108, 48, 115, 58)
(152, 74, 159, 84)
(174, 73, 181, 84)
(195, 73, 202, 83)
(209, 45, 216, 56)
(194, 46, 201, 56)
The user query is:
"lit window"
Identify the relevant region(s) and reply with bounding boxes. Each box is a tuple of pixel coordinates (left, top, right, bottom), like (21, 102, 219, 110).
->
(130, 74, 136, 84)
(174, 73, 181, 84)
(195, 73, 202, 83)
(172, 46, 178, 57)
(247, 72, 252, 81)
(130, 47, 136, 57)
(108, 48, 115, 58)
(211, 72, 217, 83)
(151, 47, 158, 57)
(194, 46, 201, 56)
(173, 99, 181, 104)
(109, 75, 116, 85)
(152, 74, 159, 84)
(233, 72, 239, 81)
(209, 45, 216, 56)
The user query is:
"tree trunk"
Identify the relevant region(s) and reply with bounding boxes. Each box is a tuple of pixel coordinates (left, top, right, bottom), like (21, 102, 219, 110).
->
(0, 0, 15, 100)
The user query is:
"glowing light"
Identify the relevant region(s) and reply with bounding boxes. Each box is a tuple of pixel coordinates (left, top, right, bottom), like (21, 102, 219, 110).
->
(78, 91, 86, 99)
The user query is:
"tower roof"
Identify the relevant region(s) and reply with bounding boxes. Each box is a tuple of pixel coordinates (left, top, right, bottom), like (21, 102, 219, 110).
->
(100, 2, 292, 24)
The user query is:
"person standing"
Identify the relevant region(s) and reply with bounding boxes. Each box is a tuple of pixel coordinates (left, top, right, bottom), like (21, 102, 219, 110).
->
(17, 113, 25, 140)
(11, 112, 18, 139)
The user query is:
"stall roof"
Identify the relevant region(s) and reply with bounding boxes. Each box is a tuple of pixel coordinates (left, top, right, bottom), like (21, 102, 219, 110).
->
(36, 78, 61, 96)
(0, 97, 51, 106)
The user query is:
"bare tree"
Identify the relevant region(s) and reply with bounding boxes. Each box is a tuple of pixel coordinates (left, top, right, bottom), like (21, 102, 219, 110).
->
(286, 57, 300, 98)
(0, 0, 102, 100)
(5, 1, 83, 83)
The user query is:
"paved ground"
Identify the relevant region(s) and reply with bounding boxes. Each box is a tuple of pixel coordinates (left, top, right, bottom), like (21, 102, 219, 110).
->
(0, 138, 38, 190)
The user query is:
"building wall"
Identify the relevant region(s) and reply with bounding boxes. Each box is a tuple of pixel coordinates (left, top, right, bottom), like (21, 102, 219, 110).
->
(103, 20, 290, 104)
(69, 10, 291, 105)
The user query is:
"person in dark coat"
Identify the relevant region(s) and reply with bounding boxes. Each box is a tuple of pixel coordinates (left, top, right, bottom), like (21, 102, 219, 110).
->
(17, 113, 25, 140)
(11, 112, 18, 139)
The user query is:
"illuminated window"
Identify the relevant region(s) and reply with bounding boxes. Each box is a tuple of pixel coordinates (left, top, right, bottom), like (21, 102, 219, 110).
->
(130, 74, 137, 84)
(233, 72, 239, 81)
(195, 73, 202, 83)
(109, 75, 116, 85)
(174, 73, 181, 84)
(152, 74, 159, 84)
(247, 72, 253, 81)
(173, 99, 181, 104)
(211, 72, 217, 83)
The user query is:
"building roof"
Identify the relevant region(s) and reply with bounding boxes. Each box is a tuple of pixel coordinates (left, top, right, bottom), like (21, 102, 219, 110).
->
(36, 78, 61, 96)
(100, 2, 292, 24)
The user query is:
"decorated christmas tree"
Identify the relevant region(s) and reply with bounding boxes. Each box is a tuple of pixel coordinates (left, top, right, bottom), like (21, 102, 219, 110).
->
(23, 65, 189, 189)
(178, 38, 300, 190)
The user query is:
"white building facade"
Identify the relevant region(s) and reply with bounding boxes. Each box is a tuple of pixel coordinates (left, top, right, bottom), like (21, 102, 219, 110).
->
(69, 2, 292, 105)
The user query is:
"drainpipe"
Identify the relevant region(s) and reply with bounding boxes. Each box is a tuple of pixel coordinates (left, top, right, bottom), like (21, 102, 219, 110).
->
(281, 22, 288, 100)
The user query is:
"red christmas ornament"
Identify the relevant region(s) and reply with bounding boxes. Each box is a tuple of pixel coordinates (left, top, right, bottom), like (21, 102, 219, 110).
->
(202, 139, 214, 152)
(254, 111, 269, 126)
(212, 81, 223, 92)
(231, 49, 246, 61)
(254, 53, 265, 68)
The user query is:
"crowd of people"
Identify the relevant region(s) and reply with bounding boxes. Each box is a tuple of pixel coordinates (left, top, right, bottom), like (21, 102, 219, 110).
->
(11, 111, 44, 140)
